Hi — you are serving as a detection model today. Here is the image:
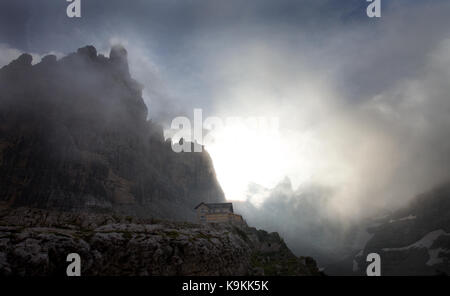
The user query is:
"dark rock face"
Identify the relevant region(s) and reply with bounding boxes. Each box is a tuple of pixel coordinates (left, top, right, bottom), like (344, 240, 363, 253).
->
(350, 183, 450, 275)
(0, 45, 225, 221)
(0, 207, 320, 276)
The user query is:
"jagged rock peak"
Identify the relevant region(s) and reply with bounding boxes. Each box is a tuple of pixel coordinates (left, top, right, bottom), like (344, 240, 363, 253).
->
(41, 54, 57, 64)
(110, 44, 128, 61)
(16, 53, 33, 66)
(2, 45, 132, 72)
(2, 53, 33, 70)
(109, 44, 130, 75)
(76, 45, 97, 59)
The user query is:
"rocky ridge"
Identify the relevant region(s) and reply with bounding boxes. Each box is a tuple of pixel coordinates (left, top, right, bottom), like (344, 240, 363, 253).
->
(0, 207, 319, 276)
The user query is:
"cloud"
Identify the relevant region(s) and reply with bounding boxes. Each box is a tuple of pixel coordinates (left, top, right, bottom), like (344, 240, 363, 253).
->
(188, 1, 450, 264)
(195, 1, 450, 216)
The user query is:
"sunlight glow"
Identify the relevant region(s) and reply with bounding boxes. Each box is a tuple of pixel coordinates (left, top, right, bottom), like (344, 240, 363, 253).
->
(204, 118, 286, 201)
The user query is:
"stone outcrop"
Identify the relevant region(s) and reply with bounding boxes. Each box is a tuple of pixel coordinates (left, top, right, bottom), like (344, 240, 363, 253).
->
(0, 207, 319, 276)
(0, 45, 225, 221)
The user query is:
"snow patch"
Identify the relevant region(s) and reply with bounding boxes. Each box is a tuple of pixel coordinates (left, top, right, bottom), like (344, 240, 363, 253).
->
(389, 215, 416, 223)
(382, 229, 450, 266)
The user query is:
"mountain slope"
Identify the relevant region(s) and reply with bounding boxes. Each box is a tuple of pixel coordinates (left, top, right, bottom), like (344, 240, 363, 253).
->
(347, 183, 450, 275)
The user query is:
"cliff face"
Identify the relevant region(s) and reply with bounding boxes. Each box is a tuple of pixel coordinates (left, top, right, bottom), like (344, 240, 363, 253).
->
(0, 45, 224, 221)
(0, 207, 319, 276)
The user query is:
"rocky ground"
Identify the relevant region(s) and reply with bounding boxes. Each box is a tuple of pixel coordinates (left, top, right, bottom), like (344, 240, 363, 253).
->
(0, 207, 319, 276)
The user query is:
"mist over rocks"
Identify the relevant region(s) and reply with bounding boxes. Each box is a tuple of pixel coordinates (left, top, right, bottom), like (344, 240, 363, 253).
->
(320, 182, 450, 275)
(238, 176, 450, 274)
(0, 45, 225, 221)
(233, 177, 370, 265)
(350, 182, 450, 276)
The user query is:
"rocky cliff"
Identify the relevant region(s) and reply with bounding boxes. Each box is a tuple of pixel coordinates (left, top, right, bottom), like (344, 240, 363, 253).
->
(0, 45, 224, 221)
(0, 206, 319, 276)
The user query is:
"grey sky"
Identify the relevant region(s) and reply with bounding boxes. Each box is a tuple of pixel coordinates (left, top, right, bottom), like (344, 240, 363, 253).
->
(1, 0, 448, 115)
(0, 0, 424, 118)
